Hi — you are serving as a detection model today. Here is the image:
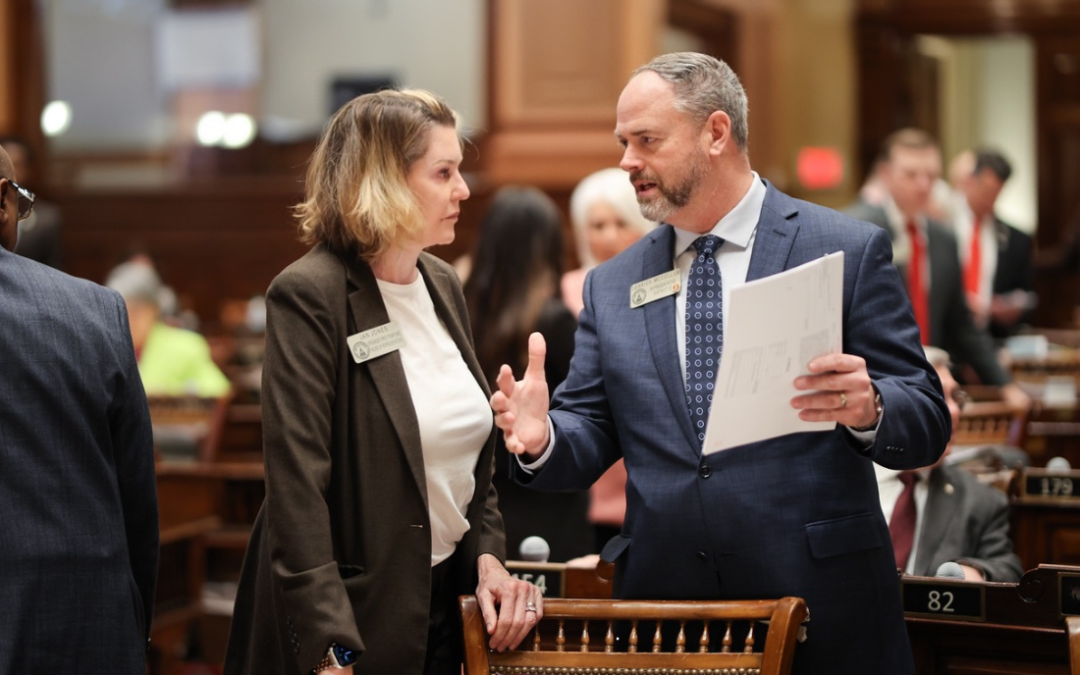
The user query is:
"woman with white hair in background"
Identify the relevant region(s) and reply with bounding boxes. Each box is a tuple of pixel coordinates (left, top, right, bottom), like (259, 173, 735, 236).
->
(561, 167, 657, 317)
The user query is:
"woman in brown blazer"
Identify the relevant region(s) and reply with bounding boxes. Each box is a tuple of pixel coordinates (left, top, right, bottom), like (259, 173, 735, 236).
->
(224, 89, 542, 675)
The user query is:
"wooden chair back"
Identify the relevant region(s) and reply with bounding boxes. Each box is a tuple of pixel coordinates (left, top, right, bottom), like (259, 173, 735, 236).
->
(460, 595, 808, 675)
(148, 392, 233, 463)
(953, 385, 1029, 449)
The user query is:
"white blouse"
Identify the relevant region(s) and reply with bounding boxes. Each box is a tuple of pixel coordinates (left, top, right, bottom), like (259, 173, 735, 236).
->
(377, 275, 493, 566)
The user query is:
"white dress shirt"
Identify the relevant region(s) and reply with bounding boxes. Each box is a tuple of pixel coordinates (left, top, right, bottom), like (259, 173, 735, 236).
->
(874, 464, 931, 575)
(883, 196, 932, 295)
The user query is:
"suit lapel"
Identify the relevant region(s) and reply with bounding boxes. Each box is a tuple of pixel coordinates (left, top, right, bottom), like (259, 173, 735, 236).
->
(343, 254, 430, 509)
(417, 254, 491, 398)
(746, 184, 799, 283)
(642, 227, 699, 451)
(915, 467, 956, 574)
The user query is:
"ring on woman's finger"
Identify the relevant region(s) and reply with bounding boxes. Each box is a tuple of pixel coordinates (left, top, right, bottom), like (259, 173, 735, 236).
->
(525, 602, 538, 613)
(839, 392, 848, 408)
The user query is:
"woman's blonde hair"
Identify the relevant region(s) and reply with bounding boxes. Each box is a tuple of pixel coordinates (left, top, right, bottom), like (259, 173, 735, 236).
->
(295, 88, 459, 259)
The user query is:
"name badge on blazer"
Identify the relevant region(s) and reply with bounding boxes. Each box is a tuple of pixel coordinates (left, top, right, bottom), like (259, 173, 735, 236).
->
(347, 322, 406, 363)
(630, 269, 681, 308)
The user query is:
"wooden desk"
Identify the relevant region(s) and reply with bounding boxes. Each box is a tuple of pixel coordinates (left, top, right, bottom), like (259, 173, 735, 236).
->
(151, 461, 265, 675)
(1012, 469, 1080, 571)
(152, 463, 222, 675)
(506, 560, 613, 600)
(1027, 403, 1080, 468)
(904, 565, 1080, 674)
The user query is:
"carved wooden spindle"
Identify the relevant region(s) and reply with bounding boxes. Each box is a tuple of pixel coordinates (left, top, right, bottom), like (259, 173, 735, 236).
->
(699, 620, 711, 653)
(744, 621, 756, 654)
(721, 620, 733, 653)
(556, 619, 566, 652)
(675, 620, 686, 653)
(629, 620, 639, 653)
(652, 621, 663, 654)
(605, 621, 615, 653)
(581, 619, 590, 653)
(533, 626, 541, 652)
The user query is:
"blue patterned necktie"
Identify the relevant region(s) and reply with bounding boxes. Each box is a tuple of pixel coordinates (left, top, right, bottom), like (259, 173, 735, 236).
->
(686, 235, 724, 447)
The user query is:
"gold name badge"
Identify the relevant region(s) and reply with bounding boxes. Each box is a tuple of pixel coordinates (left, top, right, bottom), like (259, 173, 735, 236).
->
(347, 322, 406, 364)
(630, 269, 682, 309)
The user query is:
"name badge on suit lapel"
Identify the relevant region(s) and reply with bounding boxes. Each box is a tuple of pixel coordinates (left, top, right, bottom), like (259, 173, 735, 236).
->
(347, 322, 405, 363)
(630, 269, 681, 308)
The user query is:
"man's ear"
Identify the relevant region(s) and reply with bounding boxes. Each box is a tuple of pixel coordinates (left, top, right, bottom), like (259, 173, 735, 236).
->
(704, 110, 732, 157)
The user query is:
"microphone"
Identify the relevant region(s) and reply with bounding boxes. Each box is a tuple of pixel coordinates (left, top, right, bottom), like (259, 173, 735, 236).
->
(935, 561, 966, 580)
(518, 536, 550, 563)
(1048, 456, 1072, 473)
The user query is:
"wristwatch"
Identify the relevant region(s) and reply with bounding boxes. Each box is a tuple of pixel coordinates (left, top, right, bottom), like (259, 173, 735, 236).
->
(313, 643, 358, 673)
(850, 390, 883, 432)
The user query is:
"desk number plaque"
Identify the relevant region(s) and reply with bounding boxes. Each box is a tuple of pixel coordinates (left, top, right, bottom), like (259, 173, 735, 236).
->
(902, 577, 986, 622)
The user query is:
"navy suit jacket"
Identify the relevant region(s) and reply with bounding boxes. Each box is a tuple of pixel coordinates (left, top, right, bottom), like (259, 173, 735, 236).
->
(518, 182, 950, 675)
(0, 247, 158, 673)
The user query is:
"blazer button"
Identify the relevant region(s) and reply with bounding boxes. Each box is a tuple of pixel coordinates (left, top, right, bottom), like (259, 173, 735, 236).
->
(697, 550, 708, 562)
(699, 464, 713, 478)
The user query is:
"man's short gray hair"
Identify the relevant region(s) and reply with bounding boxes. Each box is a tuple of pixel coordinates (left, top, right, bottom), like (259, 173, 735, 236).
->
(633, 52, 749, 152)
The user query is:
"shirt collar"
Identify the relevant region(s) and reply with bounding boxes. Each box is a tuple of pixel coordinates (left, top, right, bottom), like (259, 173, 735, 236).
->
(874, 463, 934, 483)
(672, 172, 766, 257)
(883, 196, 925, 234)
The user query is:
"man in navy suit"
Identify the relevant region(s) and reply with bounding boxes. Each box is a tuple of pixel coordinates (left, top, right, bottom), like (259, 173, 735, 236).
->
(491, 53, 950, 675)
(0, 145, 158, 673)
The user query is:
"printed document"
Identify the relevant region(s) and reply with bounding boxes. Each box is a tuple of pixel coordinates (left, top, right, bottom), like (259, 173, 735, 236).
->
(703, 251, 844, 454)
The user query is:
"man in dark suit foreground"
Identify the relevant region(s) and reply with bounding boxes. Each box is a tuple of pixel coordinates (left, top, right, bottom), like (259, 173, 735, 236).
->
(877, 345, 1023, 583)
(0, 145, 158, 673)
(491, 52, 950, 675)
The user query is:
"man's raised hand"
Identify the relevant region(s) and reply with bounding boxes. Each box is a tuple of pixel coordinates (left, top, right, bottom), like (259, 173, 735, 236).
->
(490, 332, 551, 461)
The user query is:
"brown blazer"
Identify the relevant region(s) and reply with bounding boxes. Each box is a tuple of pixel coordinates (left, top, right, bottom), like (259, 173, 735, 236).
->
(224, 244, 505, 675)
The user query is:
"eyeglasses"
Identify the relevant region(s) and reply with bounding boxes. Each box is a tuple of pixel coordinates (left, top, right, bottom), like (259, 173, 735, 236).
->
(4, 179, 35, 221)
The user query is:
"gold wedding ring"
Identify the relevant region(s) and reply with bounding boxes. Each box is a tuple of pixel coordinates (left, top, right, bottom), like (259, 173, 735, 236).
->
(840, 393, 848, 408)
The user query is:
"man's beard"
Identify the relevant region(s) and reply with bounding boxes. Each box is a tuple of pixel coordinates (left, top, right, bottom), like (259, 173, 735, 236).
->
(635, 148, 709, 222)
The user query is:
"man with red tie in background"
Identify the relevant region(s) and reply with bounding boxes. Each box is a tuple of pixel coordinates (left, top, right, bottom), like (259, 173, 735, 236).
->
(952, 149, 1035, 339)
(845, 129, 1028, 409)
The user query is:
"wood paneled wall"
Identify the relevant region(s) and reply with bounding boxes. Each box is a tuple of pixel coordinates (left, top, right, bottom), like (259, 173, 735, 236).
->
(0, 0, 47, 163)
(57, 181, 308, 328)
(0, 0, 13, 133)
(484, 0, 663, 188)
(53, 176, 517, 329)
